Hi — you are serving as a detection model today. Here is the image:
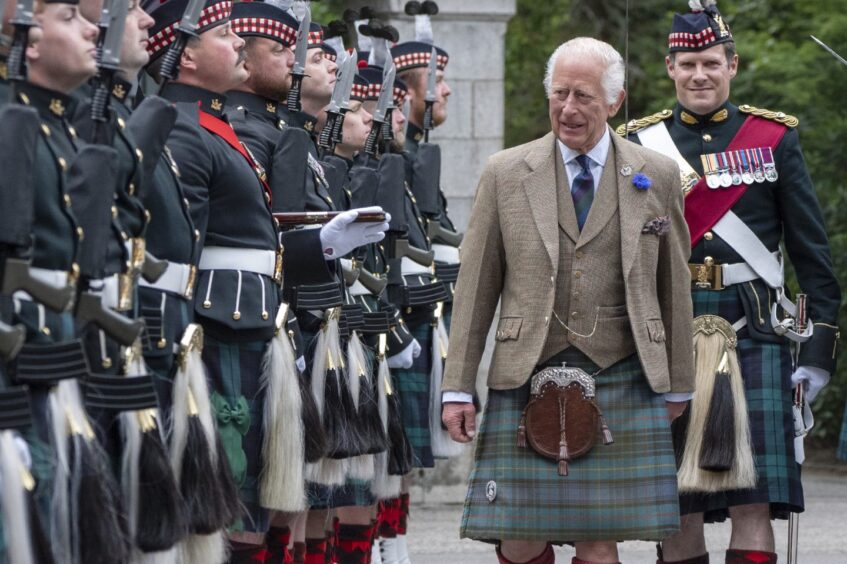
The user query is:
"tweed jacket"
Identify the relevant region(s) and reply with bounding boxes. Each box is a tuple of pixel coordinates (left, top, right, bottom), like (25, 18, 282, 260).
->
(442, 129, 695, 395)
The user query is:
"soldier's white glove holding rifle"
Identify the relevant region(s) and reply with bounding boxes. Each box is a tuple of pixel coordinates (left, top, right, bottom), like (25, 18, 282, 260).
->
(320, 206, 390, 259)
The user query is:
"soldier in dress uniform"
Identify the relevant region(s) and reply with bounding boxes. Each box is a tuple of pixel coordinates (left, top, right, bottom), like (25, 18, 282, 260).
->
(618, 2, 841, 563)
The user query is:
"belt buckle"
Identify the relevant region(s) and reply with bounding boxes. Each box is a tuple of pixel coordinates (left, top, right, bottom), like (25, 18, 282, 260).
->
(691, 257, 724, 290)
(274, 247, 283, 285)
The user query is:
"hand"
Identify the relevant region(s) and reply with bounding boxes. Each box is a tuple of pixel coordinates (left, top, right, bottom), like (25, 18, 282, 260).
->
(387, 339, 421, 369)
(319, 206, 390, 259)
(665, 400, 687, 421)
(791, 365, 831, 403)
(442, 402, 477, 443)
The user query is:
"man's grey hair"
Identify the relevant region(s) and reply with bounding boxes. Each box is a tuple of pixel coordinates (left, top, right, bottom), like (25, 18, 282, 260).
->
(542, 37, 625, 105)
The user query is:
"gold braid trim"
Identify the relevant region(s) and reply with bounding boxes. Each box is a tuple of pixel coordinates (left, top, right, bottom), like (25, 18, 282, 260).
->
(615, 109, 673, 136)
(738, 104, 799, 128)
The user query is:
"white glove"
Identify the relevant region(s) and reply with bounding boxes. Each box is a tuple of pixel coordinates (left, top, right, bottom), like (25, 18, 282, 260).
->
(790, 365, 831, 403)
(387, 339, 422, 369)
(319, 206, 390, 260)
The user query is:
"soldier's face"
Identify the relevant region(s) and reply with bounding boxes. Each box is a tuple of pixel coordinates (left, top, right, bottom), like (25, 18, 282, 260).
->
(119, 1, 154, 76)
(547, 55, 624, 154)
(432, 69, 450, 126)
(391, 103, 406, 144)
(302, 47, 336, 104)
(244, 37, 294, 100)
(666, 45, 737, 115)
(184, 23, 247, 94)
(340, 100, 373, 151)
(30, 4, 98, 93)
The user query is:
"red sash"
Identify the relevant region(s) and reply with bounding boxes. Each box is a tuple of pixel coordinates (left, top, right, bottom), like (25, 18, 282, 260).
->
(198, 109, 273, 206)
(684, 116, 787, 246)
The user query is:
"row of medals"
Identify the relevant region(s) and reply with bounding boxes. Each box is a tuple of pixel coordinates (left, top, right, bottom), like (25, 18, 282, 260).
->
(699, 146, 779, 189)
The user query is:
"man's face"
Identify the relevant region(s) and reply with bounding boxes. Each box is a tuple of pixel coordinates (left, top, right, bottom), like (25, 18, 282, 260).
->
(31, 3, 98, 92)
(431, 69, 450, 126)
(666, 45, 737, 115)
(119, 1, 154, 76)
(301, 47, 336, 105)
(184, 23, 247, 94)
(547, 55, 623, 154)
(243, 36, 294, 99)
(391, 103, 406, 144)
(340, 100, 372, 150)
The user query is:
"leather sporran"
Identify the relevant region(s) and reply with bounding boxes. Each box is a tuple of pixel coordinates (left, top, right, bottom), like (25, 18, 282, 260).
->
(517, 364, 613, 476)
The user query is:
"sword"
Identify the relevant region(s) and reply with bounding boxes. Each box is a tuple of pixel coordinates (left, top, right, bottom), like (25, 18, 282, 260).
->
(6, 0, 36, 82)
(286, 4, 311, 113)
(810, 35, 847, 67)
(363, 57, 395, 158)
(157, 0, 205, 91)
(90, 0, 129, 143)
(788, 293, 809, 564)
(422, 46, 437, 142)
(318, 49, 349, 156)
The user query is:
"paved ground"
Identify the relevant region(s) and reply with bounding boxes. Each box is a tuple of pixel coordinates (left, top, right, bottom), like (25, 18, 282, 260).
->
(403, 460, 847, 563)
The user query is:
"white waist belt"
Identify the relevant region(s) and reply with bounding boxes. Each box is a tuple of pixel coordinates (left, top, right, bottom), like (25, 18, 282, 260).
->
(198, 246, 276, 277)
(432, 244, 460, 264)
(348, 280, 371, 297)
(139, 261, 194, 297)
(401, 256, 432, 276)
(721, 252, 781, 286)
(12, 267, 71, 303)
(89, 274, 121, 310)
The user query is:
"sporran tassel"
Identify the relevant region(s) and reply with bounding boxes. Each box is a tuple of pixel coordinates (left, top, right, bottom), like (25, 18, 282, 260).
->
(429, 314, 464, 458)
(0, 430, 36, 564)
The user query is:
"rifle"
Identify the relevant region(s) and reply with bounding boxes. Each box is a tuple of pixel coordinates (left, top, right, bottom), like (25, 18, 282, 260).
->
(89, 0, 129, 144)
(286, 6, 311, 113)
(0, 320, 25, 361)
(157, 0, 205, 92)
(273, 210, 387, 227)
(340, 259, 361, 286)
(1, 258, 76, 313)
(356, 267, 388, 296)
(75, 291, 144, 347)
(394, 237, 433, 267)
(422, 46, 438, 142)
(426, 220, 463, 247)
(318, 49, 354, 157)
(6, 0, 36, 82)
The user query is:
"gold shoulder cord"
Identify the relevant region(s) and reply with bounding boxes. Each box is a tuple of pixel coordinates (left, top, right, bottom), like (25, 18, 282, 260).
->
(615, 109, 673, 136)
(738, 105, 799, 128)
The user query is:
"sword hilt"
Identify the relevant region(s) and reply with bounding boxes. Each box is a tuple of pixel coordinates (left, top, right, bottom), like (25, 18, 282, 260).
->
(287, 74, 304, 113)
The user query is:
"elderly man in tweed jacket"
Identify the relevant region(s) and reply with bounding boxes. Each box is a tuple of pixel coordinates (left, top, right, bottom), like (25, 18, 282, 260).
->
(441, 37, 695, 564)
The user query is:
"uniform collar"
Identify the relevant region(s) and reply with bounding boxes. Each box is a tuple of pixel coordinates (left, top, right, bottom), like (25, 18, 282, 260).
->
(286, 109, 317, 134)
(226, 89, 281, 123)
(406, 122, 425, 144)
(674, 100, 737, 128)
(14, 81, 76, 120)
(111, 77, 134, 105)
(161, 82, 227, 118)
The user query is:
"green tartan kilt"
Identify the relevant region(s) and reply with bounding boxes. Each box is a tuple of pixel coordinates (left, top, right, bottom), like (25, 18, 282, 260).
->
(680, 288, 803, 522)
(307, 479, 375, 509)
(202, 335, 271, 533)
(461, 349, 680, 543)
(393, 318, 434, 468)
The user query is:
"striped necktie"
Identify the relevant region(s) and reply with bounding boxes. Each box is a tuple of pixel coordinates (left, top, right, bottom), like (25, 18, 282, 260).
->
(571, 154, 594, 231)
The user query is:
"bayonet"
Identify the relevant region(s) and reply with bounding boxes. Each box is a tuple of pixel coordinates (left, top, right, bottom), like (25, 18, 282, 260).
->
(286, 5, 311, 112)
(158, 0, 206, 90)
(379, 57, 397, 152)
(422, 46, 438, 141)
(810, 35, 847, 68)
(318, 49, 348, 154)
(330, 52, 356, 147)
(363, 58, 395, 157)
(6, 0, 36, 82)
(89, 0, 129, 141)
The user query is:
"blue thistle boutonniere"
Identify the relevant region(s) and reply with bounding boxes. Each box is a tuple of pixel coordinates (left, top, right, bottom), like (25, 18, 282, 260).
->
(632, 173, 652, 191)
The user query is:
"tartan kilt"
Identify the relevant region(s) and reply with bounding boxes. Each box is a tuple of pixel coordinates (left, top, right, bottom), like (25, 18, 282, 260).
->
(393, 317, 434, 468)
(839, 403, 847, 462)
(460, 349, 680, 543)
(679, 288, 803, 521)
(202, 335, 271, 533)
(307, 479, 375, 509)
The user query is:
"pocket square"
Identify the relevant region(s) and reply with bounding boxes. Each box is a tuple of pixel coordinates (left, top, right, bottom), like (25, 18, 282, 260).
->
(642, 216, 670, 236)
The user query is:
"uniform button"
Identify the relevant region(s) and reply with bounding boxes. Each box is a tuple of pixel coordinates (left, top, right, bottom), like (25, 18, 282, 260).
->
(262, 311, 269, 321)
(57, 157, 67, 170)
(574, 271, 582, 278)
(203, 300, 212, 309)
(571, 311, 579, 319)
(703, 133, 713, 142)
(128, 182, 136, 196)
(135, 148, 144, 162)
(704, 231, 713, 241)
(76, 227, 85, 240)
(41, 327, 51, 336)
(117, 117, 126, 130)
(232, 311, 241, 321)
(121, 231, 129, 241)
(157, 338, 167, 349)
(68, 125, 77, 138)
(102, 357, 112, 369)
(64, 194, 72, 207)
(194, 229, 201, 241)
(183, 198, 190, 208)
(144, 210, 151, 224)
(111, 206, 118, 218)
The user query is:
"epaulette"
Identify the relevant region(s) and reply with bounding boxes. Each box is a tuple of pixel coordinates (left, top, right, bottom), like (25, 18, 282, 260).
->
(738, 105, 798, 128)
(614, 109, 673, 136)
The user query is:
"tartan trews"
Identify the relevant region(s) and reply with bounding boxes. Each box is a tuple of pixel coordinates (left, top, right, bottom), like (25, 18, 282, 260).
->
(393, 319, 435, 468)
(460, 349, 680, 543)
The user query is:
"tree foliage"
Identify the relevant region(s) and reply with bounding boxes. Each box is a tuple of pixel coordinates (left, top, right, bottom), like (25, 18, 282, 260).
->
(506, 0, 847, 445)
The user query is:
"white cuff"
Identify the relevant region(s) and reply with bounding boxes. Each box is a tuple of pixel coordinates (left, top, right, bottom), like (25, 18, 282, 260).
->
(664, 392, 694, 402)
(442, 391, 473, 404)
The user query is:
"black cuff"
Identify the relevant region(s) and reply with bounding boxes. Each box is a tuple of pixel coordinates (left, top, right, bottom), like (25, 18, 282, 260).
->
(798, 322, 840, 374)
(281, 228, 334, 286)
